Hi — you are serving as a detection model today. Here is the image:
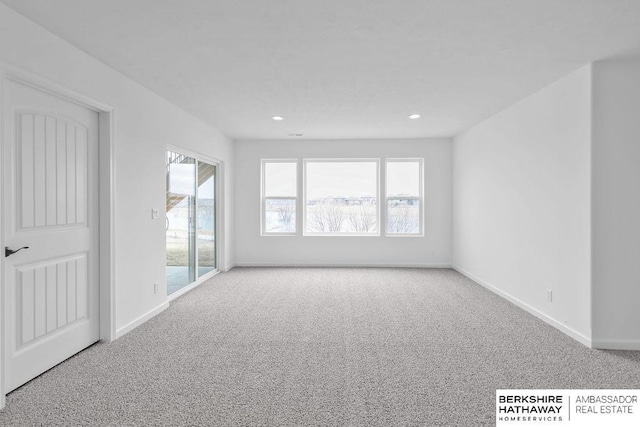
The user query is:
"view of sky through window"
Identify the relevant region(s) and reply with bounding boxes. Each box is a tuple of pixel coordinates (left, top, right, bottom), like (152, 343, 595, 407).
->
(387, 161, 420, 197)
(306, 162, 377, 200)
(264, 162, 296, 196)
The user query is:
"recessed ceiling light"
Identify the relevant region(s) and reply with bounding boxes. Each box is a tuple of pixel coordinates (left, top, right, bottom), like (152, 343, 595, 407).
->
(408, 114, 421, 119)
(272, 116, 284, 121)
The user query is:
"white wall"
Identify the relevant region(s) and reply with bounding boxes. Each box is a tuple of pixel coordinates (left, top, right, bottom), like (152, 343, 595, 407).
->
(234, 138, 451, 267)
(452, 66, 592, 343)
(0, 4, 235, 336)
(591, 60, 640, 349)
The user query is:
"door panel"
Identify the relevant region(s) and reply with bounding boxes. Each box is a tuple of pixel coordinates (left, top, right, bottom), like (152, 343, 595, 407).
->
(197, 161, 216, 277)
(17, 113, 88, 230)
(3, 78, 99, 392)
(15, 253, 88, 349)
(166, 152, 196, 293)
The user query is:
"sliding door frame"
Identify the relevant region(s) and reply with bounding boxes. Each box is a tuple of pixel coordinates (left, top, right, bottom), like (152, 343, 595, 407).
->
(166, 144, 223, 300)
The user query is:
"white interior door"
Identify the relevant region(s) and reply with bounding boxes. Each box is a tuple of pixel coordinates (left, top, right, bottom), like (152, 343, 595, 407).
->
(3, 77, 100, 392)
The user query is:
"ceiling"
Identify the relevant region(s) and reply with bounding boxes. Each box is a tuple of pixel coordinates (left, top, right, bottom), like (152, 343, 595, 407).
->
(3, 0, 640, 140)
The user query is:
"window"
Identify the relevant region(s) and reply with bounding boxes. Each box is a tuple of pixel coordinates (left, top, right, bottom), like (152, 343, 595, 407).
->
(262, 160, 297, 234)
(304, 159, 379, 235)
(386, 159, 422, 235)
(261, 157, 423, 237)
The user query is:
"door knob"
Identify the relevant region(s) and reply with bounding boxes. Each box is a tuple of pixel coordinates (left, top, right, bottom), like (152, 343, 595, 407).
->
(5, 246, 29, 257)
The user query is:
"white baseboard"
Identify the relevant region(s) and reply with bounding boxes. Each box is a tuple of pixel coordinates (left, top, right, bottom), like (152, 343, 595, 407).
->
(452, 265, 593, 348)
(233, 261, 453, 268)
(115, 302, 169, 339)
(591, 339, 640, 350)
(114, 269, 223, 340)
(167, 270, 220, 302)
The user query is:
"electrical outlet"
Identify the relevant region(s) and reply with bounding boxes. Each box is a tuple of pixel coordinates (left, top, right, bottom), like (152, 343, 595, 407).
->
(151, 209, 159, 219)
(546, 289, 553, 302)
(154, 282, 159, 294)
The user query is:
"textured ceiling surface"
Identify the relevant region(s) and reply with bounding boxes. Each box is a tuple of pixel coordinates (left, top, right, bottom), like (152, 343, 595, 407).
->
(2, 0, 640, 140)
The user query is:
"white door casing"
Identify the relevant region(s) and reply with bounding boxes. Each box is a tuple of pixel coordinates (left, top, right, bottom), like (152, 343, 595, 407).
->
(2, 77, 100, 392)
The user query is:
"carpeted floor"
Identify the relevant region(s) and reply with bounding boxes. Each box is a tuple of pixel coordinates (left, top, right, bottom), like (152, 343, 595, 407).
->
(1, 268, 639, 426)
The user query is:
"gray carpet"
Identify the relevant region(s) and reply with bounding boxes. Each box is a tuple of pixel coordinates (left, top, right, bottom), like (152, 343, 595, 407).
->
(1, 268, 639, 426)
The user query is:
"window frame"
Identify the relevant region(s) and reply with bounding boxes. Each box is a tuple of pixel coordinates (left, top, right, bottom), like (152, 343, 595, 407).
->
(261, 159, 298, 236)
(302, 158, 381, 237)
(385, 158, 424, 237)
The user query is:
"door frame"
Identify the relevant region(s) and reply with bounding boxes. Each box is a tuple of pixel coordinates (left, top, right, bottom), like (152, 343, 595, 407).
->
(0, 63, 116, 409)
(165, 144, 224, 301)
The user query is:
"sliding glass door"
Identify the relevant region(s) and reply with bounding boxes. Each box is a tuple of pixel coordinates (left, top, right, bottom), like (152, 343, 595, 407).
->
(166, 152, 196, 293)
(197, 161, 216, 277)
(166, 151, 217, 295)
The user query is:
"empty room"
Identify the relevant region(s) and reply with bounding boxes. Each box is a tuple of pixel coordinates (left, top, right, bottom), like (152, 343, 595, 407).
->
(1, 1, 640, 425)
